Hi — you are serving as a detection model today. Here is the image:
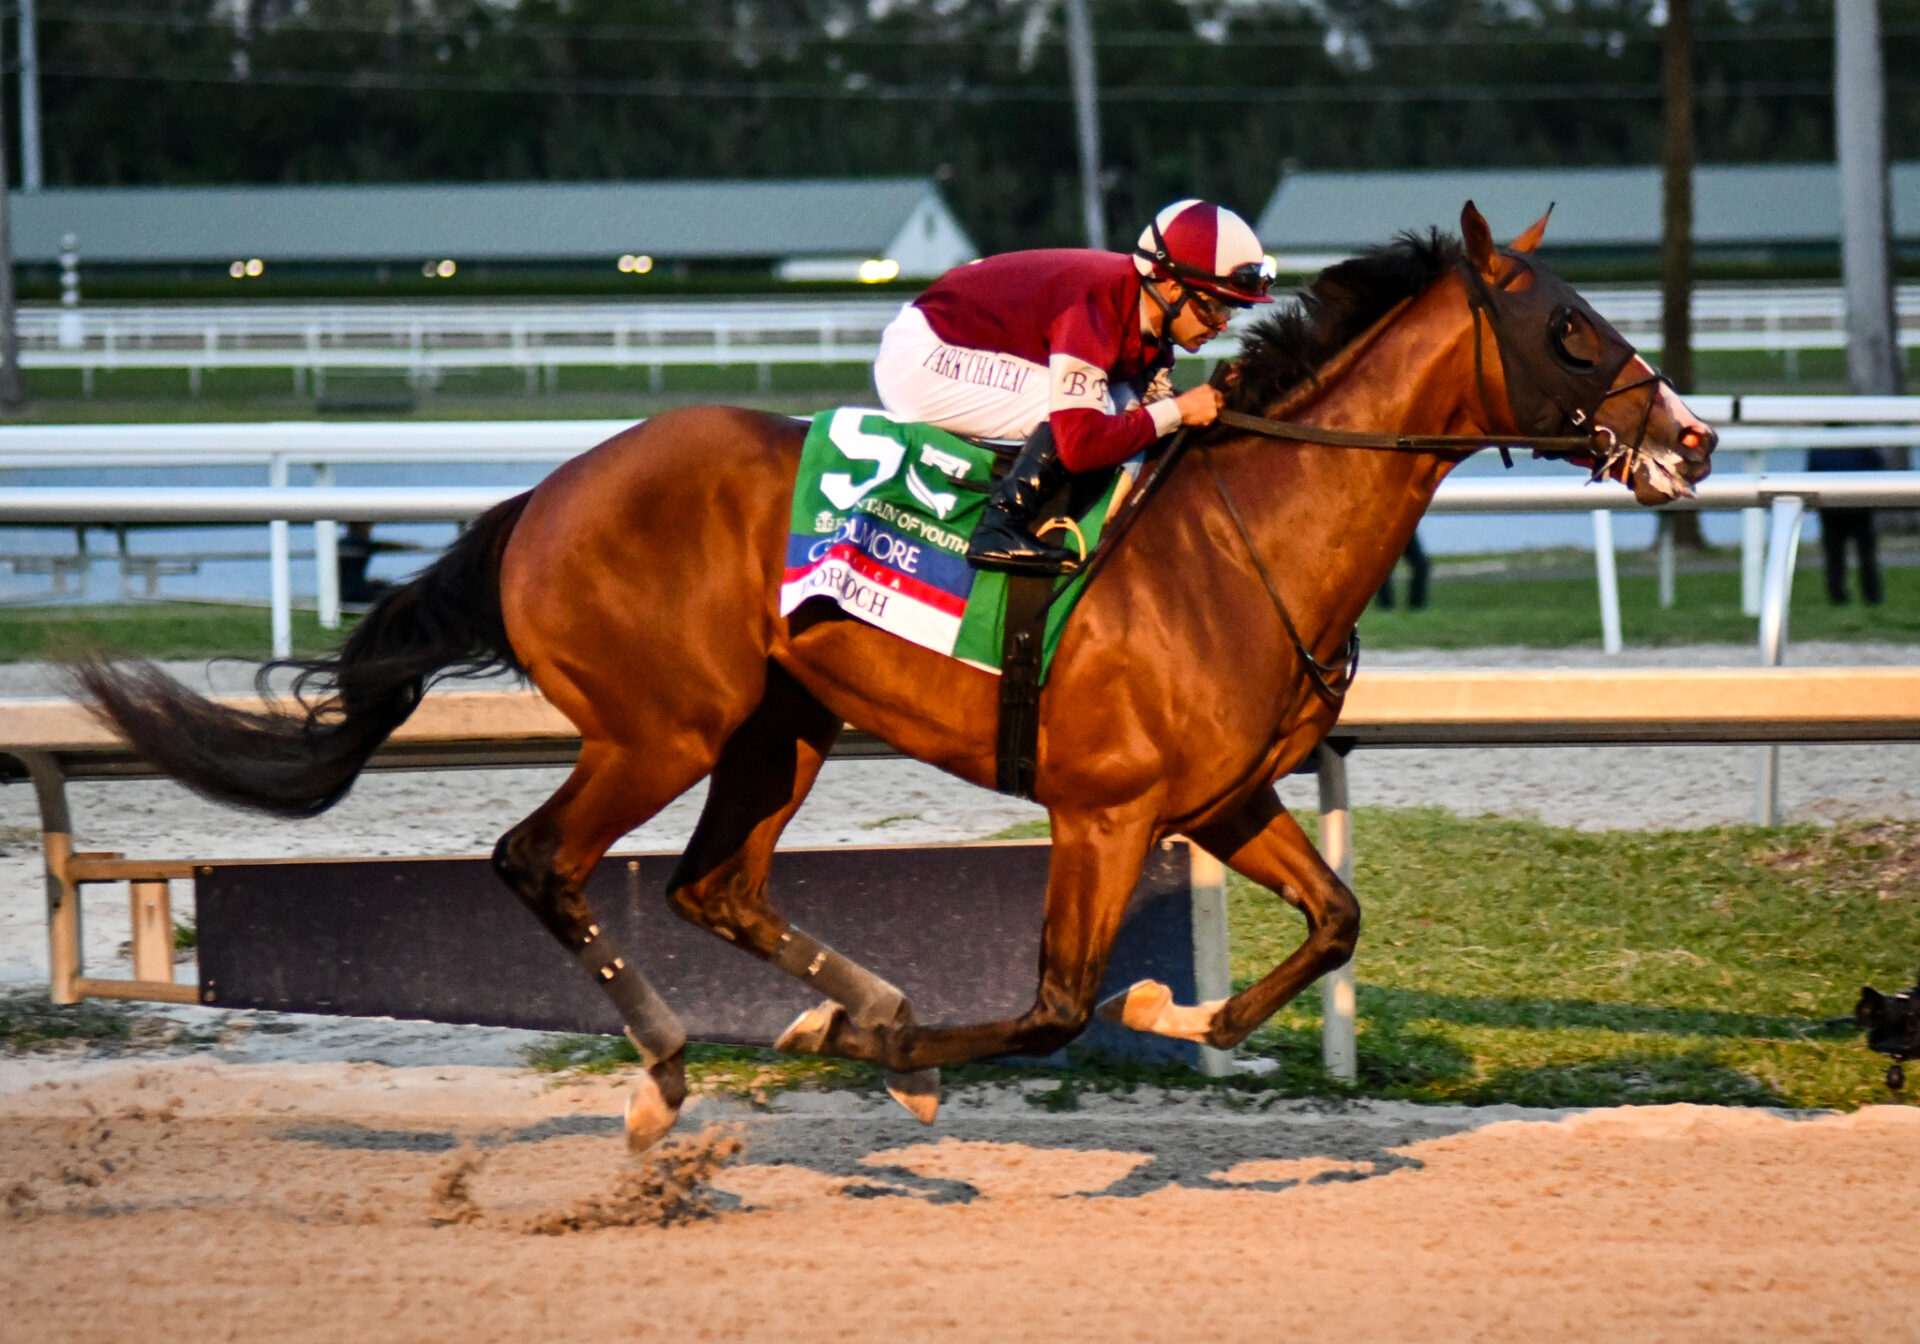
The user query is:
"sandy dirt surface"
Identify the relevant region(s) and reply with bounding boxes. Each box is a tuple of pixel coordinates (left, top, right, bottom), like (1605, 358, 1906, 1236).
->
(3, 646, 1918, 1338)
(3, 1058, 1918, 1344)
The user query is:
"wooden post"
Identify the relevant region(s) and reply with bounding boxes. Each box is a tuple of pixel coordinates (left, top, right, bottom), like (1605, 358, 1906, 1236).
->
(129, 880, 174, 984)
(0, 11, 23, 412)
(20, 753, 78, 1002)
(1660, 0, 1695, 398)
(1836, 0, 1903, 403)
(1063, 0, 1106, 251)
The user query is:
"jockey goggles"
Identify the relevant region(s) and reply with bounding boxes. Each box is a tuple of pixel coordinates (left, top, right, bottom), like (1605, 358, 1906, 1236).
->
(1134, 218, 1279, 308)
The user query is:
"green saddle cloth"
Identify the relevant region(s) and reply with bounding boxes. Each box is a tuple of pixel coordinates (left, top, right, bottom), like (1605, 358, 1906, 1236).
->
(779, 408, 1126, 679)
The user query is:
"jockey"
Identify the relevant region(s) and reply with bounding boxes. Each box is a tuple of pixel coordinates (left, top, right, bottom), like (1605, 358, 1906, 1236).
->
(873, 199, 1276, 575)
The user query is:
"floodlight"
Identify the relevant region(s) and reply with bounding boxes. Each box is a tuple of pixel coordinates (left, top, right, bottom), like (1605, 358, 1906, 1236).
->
(229, 261, 246, 279)
(632, 255, 654, 274)
(245, 259, 264, 277)
(436, 259, 457, 278)
(858, 259, 901, 283)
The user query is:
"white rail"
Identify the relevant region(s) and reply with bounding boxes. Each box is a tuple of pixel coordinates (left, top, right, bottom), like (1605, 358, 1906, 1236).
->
(14, 283, 1920, 387)
(9, 471, 1912, 523)
(8, 395, 1920, 467)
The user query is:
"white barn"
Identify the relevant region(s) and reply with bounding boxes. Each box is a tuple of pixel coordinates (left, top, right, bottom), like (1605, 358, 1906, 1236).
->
(7, 176, 978, 280)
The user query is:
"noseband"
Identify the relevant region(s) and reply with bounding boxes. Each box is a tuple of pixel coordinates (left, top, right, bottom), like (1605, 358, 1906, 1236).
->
(1458, 249, 1672, 483)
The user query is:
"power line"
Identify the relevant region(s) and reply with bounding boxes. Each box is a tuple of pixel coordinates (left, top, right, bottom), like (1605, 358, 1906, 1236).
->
(37, 62, 1851, 104)
(32, 4, 1914, 50)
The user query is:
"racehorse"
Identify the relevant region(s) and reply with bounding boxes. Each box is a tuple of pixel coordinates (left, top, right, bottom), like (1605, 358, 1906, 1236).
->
(77, 204, 1716, 1150)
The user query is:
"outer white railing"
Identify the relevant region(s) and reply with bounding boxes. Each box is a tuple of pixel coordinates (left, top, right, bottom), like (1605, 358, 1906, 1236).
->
(14, 283, 1920, 388)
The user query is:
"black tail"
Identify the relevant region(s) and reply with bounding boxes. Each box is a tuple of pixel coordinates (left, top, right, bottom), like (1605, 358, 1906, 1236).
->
(72, 494, 532, 818)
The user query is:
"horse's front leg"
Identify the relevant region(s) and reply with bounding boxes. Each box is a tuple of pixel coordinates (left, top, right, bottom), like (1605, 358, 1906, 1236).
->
(1097, 786, 1358, 1050)
(783, 807, 1158, 1073)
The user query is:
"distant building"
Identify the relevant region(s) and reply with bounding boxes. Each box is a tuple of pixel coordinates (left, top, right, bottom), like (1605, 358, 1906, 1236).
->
(1256, 164, 1920, 273)
(8, 177, 976, 286)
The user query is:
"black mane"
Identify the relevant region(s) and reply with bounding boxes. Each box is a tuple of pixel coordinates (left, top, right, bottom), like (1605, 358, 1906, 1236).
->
(1227, 230, 1463, 413)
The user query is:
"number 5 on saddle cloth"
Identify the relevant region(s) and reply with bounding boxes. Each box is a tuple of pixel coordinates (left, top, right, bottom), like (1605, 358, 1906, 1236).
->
(780, 408, 1138, 796)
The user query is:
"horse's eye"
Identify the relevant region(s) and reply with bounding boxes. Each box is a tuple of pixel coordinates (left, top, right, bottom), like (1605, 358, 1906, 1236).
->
(1549, 306, 1597, 372)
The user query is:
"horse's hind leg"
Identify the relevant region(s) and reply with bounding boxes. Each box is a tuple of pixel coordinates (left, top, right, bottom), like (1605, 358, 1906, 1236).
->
(662, 664, 942, 1121)
(493, 740, 713, 1151)
(783, 805, 1159, 1072)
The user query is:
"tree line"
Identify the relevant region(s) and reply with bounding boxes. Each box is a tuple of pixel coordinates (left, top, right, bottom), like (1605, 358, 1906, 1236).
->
(24, 0, 1920, 254)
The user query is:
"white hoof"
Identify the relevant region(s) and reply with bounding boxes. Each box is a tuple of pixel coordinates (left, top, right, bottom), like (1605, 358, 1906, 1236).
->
(1095, 979, 1224, 1045)
(886, 1068, 941, 1125)
(774, 1000, 842, 1055)
(624, 1069, 681, 1154)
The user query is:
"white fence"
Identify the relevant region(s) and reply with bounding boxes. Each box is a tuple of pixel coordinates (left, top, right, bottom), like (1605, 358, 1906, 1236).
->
(16, 284, 1920, 389)
(1, 398, 1914, 818)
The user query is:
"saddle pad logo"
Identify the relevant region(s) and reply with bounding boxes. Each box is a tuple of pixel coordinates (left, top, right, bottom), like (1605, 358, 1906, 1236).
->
(780, 409, 1123, 676)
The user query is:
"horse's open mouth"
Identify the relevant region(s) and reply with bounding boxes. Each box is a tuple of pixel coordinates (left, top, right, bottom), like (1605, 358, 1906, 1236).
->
(1626, 442, 1705, 506)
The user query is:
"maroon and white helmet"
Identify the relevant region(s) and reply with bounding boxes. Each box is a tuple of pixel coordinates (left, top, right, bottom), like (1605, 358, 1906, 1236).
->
(1133, 199, 1277, 306)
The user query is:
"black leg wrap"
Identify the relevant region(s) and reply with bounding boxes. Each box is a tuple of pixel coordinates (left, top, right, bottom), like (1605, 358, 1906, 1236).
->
(772, 926, 909, 1030)
(575, 926, 686, 1066)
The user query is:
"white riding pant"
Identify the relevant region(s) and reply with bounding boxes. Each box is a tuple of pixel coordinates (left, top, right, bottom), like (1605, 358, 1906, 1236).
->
(874, 304, 1058, 442)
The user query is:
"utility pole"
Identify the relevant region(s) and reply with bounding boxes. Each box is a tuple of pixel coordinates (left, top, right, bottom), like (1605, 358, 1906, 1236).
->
(1835, 0, 1902, 401)
(0, 12, 23, 410)
(1661, 0, 1706, 549)
(17, 0, 40, 191)
(1063, 0, 1105, 250)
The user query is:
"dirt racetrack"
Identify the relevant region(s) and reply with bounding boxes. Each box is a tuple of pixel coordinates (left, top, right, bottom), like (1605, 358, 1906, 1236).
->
(5, 1057, 1918, 1344)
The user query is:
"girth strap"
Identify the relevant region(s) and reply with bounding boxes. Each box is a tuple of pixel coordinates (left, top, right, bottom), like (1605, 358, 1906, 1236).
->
(995, 573, 1053, 798)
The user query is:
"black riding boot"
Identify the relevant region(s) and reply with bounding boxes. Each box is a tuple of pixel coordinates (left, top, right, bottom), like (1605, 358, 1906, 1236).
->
(966, 425, 1080, 576)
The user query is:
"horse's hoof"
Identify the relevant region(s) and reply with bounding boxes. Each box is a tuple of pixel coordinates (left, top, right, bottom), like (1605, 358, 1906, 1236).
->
(624, 1065, 682, 1154)
(1097, 979, 1171, 1032)
(886, 1068, 941, 1125)
(775, 1000, 843, 1055)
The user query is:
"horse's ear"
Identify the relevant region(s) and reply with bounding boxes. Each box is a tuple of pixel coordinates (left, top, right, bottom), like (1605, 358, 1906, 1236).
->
(1461, 201, 1496, 276)
(1511, 204, 1554, 254)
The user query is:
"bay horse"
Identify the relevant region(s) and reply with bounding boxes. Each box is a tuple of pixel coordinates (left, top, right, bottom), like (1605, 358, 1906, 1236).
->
(77, 204, 1716, 1150)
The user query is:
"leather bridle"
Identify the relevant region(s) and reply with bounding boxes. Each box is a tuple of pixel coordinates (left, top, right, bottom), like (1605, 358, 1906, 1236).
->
(1219, 251, 1672, 483)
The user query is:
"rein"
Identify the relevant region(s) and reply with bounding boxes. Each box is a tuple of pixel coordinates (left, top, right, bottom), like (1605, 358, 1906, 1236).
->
(1198, 443, 1360, 707)
(1212, 406, 1599, 458)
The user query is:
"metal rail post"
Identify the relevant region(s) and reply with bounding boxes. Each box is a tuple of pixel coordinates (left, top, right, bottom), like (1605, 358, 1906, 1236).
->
(1185, 843, 1234, 1078)
(1754, 494, 1807, 824)
(313, 462, 340, 631)
(1314, 744, 1359, 1081)
(268, 453, 291, 658)
(1593, 510, 1623, 653)
(1740, 450, 1767, 614)
(1657, 513, 1677, 608)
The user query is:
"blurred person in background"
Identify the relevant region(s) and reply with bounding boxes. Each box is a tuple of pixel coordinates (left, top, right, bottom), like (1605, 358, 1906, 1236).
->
(1373, 531, 1431, 611)
(1807, 446, 1885, 606)
(336, 521, 402, 607)
(874, 199, 1275, 574)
